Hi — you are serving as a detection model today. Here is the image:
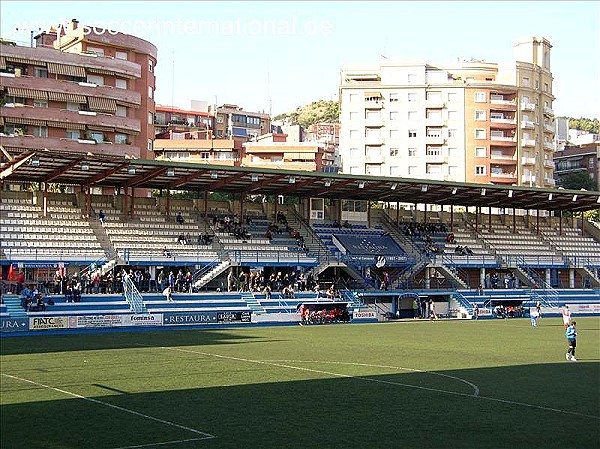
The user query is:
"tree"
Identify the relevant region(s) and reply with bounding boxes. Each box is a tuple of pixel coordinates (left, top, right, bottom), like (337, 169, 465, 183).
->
(558, 171, 597, 191)
(560, 117, 600, 134)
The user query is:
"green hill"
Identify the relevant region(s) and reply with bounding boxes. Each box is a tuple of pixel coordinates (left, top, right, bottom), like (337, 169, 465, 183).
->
(274, 100, 339, 127)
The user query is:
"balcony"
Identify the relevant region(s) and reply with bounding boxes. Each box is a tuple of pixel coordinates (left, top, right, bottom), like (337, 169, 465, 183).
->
(521, 102, 536, 111)
(521, 174, 536, 184)
(544, 159, 554, 169)
(521, 120, 535, 129)
(521, 138, 536, 147)
(425, 136, 445, 145)
(490, 98, 516, 107)
(0, 134, 140, 157)
(490, 154, 516, 163)
(543, 106, 554, 117)
(425, 99, 445, 109)
(1, 106, 141, 134)
(490, 135, 516, 144)
(426, 117, 443, 126)
(364, 99, 383, 109)
(365, 135, 384, 146)
(491, 117, 517, 125)
(365, 117, 384, 127)
(491, 171, 517, 181)
(425, 154, 446, 164)
(365, 154, 384, 164)
(521, 156, 536, 165)
(544, 177, 556, 186)
(543, 141, 554, 150)
(0, 75, 142, 107)
(544, 123, 555, 133)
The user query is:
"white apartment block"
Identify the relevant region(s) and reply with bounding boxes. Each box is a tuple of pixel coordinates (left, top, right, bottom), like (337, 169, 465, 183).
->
(339, 37, 555, 188)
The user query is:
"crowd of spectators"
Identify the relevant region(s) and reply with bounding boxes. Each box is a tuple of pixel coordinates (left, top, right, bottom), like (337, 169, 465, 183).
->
(298, 303, 350, 325)
(226, 268, 318, 296)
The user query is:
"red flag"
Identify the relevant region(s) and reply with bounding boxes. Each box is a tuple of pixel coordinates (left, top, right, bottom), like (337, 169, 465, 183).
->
(8, 264, 16, 281)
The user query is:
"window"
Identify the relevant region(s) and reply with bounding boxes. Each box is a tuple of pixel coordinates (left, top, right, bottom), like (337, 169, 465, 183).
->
(447, 110, 457, 120)
(407, 74, 417, 83)
(349, 148, 361, 158)
(448, 92, 457, 102)
(349, 93, 357, 103)
(148, 112, 153, 124)
(426, 147, 441, 156)
(389, 129, 400, 139)
(490, 130, 504, 138)
(522, 77, 530, 87)
(408, 165, 418, 175)
(148, 86, 153, 99)
(448, 129, 457, 138)
(475, 129, 486, 139)
(389, 166, 400, 176)
(448, 148, 458, 158)
(390, 148, 399, 157)
(87, 47, 104, 56)
(89, 132, 104, 143)
(349, 130, 359, 139)
(408, 148, 417, 157)
(66, 102, 80, 112)
(87, 74, 104, 86)
(366, 165, 381, 176)
(349, 111, 358, 121)
(115, 78, 127, 89)
(149, 60, 154, 72)
(32, 126, 48, 138)
(366, 110, 380, 120)
(522, 95, 529, 104)
(349, 166, 361, 174)
(115, 51, 128, 60)
(474, 92, 486, 102)
(408, 92, 417, 102)
(389, 111, 399, 120)
(448, 166, 458, 176)
(33, 100, 48, 108)
(535, 80, 539, 89)
(475, 165, 486, 176)
(475, 110, 486, 120)
(490, 112, 504, 120)
(148, 139, 153, 151)
(408, 129, 417, 138)
(475, 147, 487, 157)
(389, 93, 399, 102)
(408, 111, 418, 120)
(66, 130, 80, 140)
(115, 133, 127, 144)
(34, 66, 48, 78)
(116, 105, 127, 117)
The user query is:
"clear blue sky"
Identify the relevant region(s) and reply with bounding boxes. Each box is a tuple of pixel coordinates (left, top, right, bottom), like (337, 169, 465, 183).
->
(1, 1, 599, 118)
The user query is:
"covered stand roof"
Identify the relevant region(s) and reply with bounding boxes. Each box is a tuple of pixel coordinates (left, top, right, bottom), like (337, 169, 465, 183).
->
(1, 149, 599, 212)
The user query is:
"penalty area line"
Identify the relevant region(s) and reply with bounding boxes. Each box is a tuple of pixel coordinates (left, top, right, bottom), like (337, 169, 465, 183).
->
(144, 345, 599, 421)
(1, 373, 217, 444)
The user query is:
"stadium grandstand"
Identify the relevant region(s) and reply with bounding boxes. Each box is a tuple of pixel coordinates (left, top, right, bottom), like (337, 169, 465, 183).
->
(1, 150, 599, 334)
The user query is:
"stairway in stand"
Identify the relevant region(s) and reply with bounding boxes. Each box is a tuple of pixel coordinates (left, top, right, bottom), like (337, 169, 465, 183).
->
(241, 292, 266, 314)
(2, 294, 28, 318)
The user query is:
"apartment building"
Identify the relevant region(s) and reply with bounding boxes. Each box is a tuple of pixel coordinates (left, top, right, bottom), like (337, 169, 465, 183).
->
(210, 104, 271, 148)
(154, 105, 214, 140)
(0, 19, 157, 163)
(241, 133, 337, 172)
(554, 141, 600, 188)
(153, 138, 239, 166)
(339, 37, 555, 187)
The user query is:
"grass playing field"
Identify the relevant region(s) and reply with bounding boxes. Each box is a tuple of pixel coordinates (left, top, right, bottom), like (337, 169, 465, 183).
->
(1, 317, 599, 449)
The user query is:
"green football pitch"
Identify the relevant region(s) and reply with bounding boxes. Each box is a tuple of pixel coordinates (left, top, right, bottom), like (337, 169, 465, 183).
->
(1, 317, 599, 449)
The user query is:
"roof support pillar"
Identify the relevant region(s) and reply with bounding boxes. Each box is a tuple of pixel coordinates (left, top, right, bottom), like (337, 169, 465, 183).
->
(42, 183, 48, 218)
(559, 210, 563, 236)
(203, 190, 208, 217)
(85, 184, 91, 219)
(423, 204, 427, 223)
(512, 208, 516, 234)
(475, 206, 479, 234)
(165, 189, 171, 219)
(536, 209, 540, 235)
(396, 201, 399, 225)
(130, 187, 136, 219)
(488, 207, 492, 232)
(123, 187, 128, 221)
(450, 204, 454, 232)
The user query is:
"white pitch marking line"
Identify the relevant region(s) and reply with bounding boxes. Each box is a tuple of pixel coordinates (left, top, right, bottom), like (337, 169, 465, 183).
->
(266, 359, 480, 396)
(113, 437, 211, 449)
(1, 373, 217, 442)
(147, 345, 600, 420)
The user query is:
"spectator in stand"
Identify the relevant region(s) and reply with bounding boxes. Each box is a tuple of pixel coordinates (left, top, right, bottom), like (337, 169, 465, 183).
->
(446, 232, 455, 244)
(176, 212, 185, 224)
(264, 228, 273, 241)
(162, 285, 174, 302)
(342, 220, 352, 229)
(98, 209, 105, 225)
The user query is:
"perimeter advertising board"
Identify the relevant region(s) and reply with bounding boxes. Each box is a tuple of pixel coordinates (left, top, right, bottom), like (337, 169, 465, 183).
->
(0, 318, 29, 333)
